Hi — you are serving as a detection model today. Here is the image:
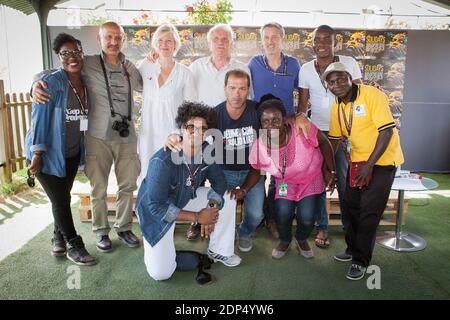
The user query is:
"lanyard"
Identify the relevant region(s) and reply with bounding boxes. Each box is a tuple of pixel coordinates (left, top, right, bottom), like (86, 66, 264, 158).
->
(99, 55, 132, 121)
(339, 102, 354, 137)
(314, 55, 339, 91)
(262, 54, 288, 76)
(338, 102, 354, 161)
(68, 80, 88, 116)
(278, 151, 287, 182)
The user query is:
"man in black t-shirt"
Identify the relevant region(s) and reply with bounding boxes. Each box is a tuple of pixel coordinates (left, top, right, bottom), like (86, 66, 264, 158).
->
(214, 69, 264, 252)
(165, 70, 265, 250)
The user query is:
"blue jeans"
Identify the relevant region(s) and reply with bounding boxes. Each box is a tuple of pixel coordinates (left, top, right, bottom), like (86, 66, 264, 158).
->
(276, 192, 325, 244)
(335, 141, 349, 230)
(266, 175, 276, 220)
(222, 169, 265, 239)
(315, 192, 328, 232)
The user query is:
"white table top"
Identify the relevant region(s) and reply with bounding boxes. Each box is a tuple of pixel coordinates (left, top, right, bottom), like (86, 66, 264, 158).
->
(392, 176, 438, 192)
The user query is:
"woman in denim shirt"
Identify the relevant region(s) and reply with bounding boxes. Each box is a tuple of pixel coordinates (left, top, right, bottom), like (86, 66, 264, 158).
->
(136, 102, 241, 281)
(26, 33, 95, 266)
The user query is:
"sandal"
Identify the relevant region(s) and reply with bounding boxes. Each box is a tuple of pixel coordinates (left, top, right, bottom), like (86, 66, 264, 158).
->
(315, 231, 330, 249)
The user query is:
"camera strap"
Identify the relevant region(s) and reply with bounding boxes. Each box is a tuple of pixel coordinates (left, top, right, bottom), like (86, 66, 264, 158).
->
(99, 54, 132, 121)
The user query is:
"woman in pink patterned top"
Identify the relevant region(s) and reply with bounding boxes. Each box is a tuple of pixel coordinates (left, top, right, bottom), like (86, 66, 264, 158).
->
(249, 98, 335, 259)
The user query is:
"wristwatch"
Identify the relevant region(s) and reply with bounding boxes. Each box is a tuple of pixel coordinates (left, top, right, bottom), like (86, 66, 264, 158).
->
(192, 212, 199, 226)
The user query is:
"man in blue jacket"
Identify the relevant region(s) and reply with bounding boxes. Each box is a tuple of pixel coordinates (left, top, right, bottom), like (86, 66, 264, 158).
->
(136, 101, 241, 281)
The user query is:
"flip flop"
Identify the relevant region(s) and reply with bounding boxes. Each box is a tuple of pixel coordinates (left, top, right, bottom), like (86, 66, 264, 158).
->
(315, 236, 330, 249)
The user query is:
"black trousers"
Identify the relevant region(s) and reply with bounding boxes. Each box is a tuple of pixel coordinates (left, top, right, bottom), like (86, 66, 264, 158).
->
(344, 165, 396, 267)
(36, 153, 81, 242)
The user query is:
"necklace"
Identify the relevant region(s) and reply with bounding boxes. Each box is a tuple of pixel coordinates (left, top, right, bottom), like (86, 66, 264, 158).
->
(182, 155, 202, 197)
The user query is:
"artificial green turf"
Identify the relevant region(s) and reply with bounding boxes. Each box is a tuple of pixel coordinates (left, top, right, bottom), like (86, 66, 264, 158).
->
(0, 173, 449, 300)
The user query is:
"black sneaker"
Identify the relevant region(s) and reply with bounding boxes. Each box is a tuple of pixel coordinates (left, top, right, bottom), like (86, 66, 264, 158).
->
(96, 234, 112, 252)
(334, 251, 352, 262)
(67, 236, 97, 266)
(51, 238, 66, 257)
(117, 230, 140, 248)
(346, 264, 367, 281)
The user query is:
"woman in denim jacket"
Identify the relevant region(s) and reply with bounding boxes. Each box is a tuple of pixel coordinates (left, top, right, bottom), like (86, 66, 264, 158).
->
(26, 33, 96, 266)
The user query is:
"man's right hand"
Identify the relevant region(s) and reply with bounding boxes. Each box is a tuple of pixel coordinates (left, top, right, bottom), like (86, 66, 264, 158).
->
(146, 49, 159, 63)
(32, 80, 50, 104)
(164, 134, 182, 152)
(294, 114, 311, 138)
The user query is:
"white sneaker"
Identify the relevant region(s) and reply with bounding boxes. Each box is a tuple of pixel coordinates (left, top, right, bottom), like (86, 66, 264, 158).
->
(207, 249, 242, 267)
(296, 239, 314, 259)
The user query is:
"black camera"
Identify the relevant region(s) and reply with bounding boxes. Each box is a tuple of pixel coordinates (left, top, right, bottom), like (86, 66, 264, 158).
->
(112, 118, 130, 137)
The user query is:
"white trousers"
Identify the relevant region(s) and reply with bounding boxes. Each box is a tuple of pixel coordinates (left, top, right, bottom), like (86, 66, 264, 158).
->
(143, 187, 236, 281)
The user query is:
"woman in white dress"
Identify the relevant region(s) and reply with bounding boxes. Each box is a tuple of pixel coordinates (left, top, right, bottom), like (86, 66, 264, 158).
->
(137, 23, 198, 185)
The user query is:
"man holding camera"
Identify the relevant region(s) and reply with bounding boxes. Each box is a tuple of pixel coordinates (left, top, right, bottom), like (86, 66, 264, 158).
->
(32, 21, 143, 253)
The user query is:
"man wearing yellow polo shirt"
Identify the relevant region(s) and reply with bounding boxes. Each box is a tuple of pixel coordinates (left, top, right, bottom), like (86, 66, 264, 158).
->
(324, 62, 404, 281)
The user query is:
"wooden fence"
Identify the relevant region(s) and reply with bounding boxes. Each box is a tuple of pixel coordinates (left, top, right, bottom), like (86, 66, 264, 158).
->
(0, 80, 32, 183)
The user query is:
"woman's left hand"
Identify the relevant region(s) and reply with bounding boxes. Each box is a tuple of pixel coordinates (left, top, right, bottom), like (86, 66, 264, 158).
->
(29, 154, 43, 174)
(323, 168, 336, 194)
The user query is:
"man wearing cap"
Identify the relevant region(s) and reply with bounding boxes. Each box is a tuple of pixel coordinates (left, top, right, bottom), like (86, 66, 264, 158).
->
(298, 25, 363, 247)
(324, 62, 404, 281)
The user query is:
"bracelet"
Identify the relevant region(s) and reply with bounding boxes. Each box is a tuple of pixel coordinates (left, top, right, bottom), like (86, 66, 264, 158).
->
(191, 212, 199, 226)
(295, 112, 308, 118)
(240, 187, 248, 195)
(330, 170, 336, 174)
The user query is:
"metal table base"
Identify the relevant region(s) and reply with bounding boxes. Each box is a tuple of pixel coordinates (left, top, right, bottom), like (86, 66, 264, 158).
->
(376, 189, 427, 252)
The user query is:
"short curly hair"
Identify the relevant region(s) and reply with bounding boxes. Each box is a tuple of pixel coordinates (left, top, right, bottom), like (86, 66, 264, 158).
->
(175, 101, 217, 130)
(52, 33, 82, 54)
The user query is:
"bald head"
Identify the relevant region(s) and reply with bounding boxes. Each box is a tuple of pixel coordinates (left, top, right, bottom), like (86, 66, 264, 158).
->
(99, 21, 125, 37)
(97, 21, 125, 58)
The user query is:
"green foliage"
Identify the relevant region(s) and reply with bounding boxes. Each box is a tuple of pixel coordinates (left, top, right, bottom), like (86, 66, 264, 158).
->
(186, 0, 233, 25)
(0, 170, 28, 197)
(75, 171, 89, 184)
(81, 13, 108, 26)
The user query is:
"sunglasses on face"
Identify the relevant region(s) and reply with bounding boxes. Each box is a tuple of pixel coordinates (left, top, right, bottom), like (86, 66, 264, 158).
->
(184, 124, 208, 134)
(59, 50, 83, 59)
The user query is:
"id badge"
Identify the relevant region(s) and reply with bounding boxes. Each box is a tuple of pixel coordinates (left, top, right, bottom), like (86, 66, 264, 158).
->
(345, 138, 351, 155)
(278, 183, 288, 197)
(80, 117, 88, 132)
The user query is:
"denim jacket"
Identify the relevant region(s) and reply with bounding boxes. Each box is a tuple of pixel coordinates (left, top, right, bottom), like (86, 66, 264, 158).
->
(26, 68, 85, 177)
(136, 146, 226, 246)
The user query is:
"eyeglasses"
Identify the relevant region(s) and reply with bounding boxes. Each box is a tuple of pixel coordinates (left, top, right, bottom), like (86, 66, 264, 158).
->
(326, 76, 350, 88)
(184, 124, 208, 134)
(59, 50, 83, 59)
